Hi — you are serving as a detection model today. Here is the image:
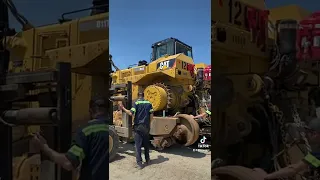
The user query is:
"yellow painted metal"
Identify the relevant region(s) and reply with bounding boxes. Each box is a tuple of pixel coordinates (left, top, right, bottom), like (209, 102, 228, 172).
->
(269, 5, 311, 23)
(112, 53, 196, 85)
(111, 50, 207, 113)
(195, 63, 208, 69)
(4, 12, 109, 128)
(13, 154, 40, 180)
(144, 85, 168, 111)
(5, 11, 109, 178)
(211, 0, 314, 174)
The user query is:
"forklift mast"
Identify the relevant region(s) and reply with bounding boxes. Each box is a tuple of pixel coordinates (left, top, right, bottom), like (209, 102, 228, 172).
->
(0, 0, 9, 84)
(109, 82, 133, 138)
(0, 1, 108, 179)
(0, 2, 72, 180)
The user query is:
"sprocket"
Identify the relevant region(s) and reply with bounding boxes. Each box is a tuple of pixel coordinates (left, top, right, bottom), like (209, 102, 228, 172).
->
(153, 82, 175, 109)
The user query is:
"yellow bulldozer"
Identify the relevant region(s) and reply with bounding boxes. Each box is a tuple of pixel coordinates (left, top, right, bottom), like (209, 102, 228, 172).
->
(0, 0, 108, 179)
(109, 37, 211, 161)
(212, 0, 320, 179)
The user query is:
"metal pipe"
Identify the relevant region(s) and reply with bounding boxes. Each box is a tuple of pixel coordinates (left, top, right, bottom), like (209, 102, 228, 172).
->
(110, 95, 127, 101)
(2, 108, 57, 125)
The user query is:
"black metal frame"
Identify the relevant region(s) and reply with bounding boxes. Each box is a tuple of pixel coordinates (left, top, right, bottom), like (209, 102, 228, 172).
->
(61, 4, 109, 20)
(56, 63, 72, 180)
(59, 0, 109, 23)
(0, 120, 12, 180)
(127, 81, 132, 128)
(0, 62, 72, 180)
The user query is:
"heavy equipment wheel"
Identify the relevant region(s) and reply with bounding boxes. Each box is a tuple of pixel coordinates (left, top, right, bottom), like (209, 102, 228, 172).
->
(175, 114, 200, 146)
(13, 154, 40, 180)
(109, 126, 119, 162)
(212, 166, 267, 180)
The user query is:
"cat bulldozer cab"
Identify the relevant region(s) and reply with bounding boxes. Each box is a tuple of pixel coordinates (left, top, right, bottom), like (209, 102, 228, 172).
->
(150, 37, 193, 61)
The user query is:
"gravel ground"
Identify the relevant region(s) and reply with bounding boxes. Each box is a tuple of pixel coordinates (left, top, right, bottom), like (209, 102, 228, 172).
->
(109, 142, 211, 180)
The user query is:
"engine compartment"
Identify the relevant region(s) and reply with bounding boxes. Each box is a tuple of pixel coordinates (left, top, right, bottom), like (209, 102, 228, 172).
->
(212, 1, 320, 179)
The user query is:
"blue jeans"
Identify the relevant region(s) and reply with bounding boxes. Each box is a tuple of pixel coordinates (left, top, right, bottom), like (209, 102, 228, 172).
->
(134, 126, 150, 164)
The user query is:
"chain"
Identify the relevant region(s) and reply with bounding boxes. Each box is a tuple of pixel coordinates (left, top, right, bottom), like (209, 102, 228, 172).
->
(268, 102, 291, 166)
(291, 105, 312, 152)
(263, 83, 319, 179)
(291, 105, 320, 179)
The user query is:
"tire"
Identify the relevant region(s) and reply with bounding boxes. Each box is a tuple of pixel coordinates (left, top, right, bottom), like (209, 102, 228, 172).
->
(109, 126, 119, 162)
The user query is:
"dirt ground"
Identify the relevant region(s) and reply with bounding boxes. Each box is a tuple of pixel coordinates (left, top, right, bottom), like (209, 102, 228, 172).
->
(109, 142, 211, 180)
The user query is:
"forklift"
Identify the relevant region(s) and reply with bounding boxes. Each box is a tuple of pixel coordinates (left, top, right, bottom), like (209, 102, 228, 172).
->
(0, 0, 108, 180)
(0, 7, 73, 178)
(0, 0, 66, 180)
(0, 62, 72, 180)
(108, 72, 132, 161)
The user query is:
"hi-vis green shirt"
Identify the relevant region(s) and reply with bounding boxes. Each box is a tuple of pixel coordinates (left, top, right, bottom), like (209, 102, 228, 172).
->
(205, 110, 211, 116)
(130, 98, 153, 127)
(303, 152, 320, 168)
(65, 117, 108, 180)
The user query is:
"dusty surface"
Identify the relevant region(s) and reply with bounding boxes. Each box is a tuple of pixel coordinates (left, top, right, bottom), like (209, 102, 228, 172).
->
(109, 142, 211, 180)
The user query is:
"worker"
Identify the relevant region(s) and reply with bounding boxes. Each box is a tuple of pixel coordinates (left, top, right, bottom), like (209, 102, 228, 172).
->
(262, 118, 320, 179)
(31, 96, 109, 180)
(119, 92, 154, 169)
(192, 106, 211, 119)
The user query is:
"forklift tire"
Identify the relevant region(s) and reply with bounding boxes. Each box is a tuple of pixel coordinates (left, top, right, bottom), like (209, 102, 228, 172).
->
(109, 126, 119, 162)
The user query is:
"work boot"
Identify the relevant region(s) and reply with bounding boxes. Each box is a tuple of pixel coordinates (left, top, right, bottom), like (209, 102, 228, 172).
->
(136, 162, 143, 169)
(145, 160, 151, 166)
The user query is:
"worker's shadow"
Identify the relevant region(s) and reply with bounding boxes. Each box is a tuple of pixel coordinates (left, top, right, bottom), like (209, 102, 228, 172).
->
(116, 142, 169, 165)
(148, 155, 169, 165)
(117, 141, 207, 159)
(111, 154, 126, 162)
(158, 144, 208, 158)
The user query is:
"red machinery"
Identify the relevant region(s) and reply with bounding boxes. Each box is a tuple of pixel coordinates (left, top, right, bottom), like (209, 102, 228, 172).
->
(297, 11, 320, 61)
(204, 65, 211, 81)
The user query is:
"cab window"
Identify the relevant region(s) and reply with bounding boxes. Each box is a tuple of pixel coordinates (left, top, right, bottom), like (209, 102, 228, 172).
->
(175, 42, 193, 58)
(155, 41, 174, 60)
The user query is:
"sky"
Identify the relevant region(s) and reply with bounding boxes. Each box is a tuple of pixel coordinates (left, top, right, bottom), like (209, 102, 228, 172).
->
(9, 0, 91, 29)
(109, 0, 211, 69)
